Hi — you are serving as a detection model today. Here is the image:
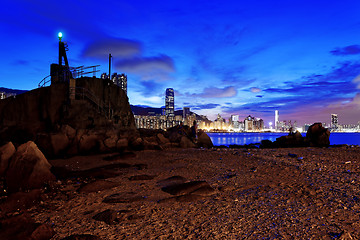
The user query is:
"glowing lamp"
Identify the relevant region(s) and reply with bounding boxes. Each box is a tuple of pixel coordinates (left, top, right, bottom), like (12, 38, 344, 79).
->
(58, 32, 63, 40)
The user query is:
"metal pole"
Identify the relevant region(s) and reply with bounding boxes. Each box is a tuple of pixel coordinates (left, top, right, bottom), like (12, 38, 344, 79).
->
(109, 54, 112, 80)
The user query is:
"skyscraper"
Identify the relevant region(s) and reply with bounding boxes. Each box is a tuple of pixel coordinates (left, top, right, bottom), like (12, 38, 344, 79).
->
(111, 73, 127, 95)
(331, 114, 338, 129)
(275, 110, 279, 130)
(165, 88, 174, 117)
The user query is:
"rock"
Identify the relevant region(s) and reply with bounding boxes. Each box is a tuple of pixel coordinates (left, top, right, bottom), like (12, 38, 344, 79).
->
(103, 136, 118, 150)
(129, 137, 144, 151)
(0, 212, 54, 240)
(103, 193, 144, 203)
(129, 175, 155, 181)
(157, 133, 170, 145)
(50, 133, 69, 156)
(30, 223, 55, 240)
(161, 181, 211, 196)
(157, 176, 188, 188)
(62, 234, 101, 240)
(0, 189, 41, 214)
(272, 131, 306, 148)
(92, 209, 118, 225)
(180, 136, 196, 148)
(116, 138, 128, 150)
(189, 185, 216, 196)
(176, 193, 206, 202)
(196, 130, 213, 148)
(60, 124, 77, 140)
(0, 141, 16, 176)
(77, 180, 120, 193)
(306, 122, 330, 147)
(78, 134, 100, 154)
(5, 141, 56, 193)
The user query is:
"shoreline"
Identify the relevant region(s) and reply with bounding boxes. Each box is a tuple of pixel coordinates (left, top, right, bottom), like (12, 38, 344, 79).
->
(2, 146, 359, 239)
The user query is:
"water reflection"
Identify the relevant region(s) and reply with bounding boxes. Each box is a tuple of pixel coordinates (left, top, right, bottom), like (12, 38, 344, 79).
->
(209, 132, 292, 146)
(208, 132, 360, 146)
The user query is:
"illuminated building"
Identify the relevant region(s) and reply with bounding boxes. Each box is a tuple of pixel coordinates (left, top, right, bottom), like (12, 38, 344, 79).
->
(0, 92, 5, 99)
(230, 115, 240, 130)
(165, 88, 174, 117)
(111, 73, 127, 95)
(244, 115, 264, 132)
(331, 114, 338, 129)
(275, 110, 279, 130)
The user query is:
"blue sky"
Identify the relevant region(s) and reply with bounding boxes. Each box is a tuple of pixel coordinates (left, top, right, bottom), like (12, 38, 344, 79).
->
(1, 0, 360, 126)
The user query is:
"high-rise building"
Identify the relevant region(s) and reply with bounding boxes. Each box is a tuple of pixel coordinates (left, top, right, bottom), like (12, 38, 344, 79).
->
(331, 114, 338, 129)
(165, 88, 174, 117)
(101, 73, 108, 79)
(111, 73, 127, 95)
(275, 110, 279, 130)
(183, 107, 190, 119)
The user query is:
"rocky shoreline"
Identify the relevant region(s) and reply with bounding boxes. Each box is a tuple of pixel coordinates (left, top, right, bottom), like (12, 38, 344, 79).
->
(1, 145, 360, 239)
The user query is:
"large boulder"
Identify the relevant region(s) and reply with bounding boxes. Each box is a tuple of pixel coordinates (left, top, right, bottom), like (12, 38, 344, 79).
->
(196, 130, 213, 148)
(306, 122, 330, 147)
(272, 131, 306, 148)
(5, 141, 55, 193)
(0, 212, 54, 240)
(0, 142, 16, 176)
(37, 133, 69, 158)
(78, 133, 101, 154)
(180, 136, 196, 148)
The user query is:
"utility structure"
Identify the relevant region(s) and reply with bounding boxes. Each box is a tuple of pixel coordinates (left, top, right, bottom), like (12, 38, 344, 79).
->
(50, 32, 72, 84)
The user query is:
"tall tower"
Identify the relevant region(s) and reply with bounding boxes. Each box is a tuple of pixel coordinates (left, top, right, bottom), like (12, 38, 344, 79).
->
(275, 110, 279, 130)
(111, 73, 128, 95)
(331, 114, 338, 129)
(165, 88, 174, 117)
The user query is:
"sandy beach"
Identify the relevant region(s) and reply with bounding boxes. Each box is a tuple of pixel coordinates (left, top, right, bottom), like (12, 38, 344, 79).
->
(2, 146, 353, 239)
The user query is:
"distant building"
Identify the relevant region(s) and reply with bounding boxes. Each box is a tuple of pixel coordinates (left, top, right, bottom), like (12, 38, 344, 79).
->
(0, 92, 5, 100)
(101, 73, 108, 79)
(134, 114, 181, 130)
(230, 115, 240, 130)
(165, 88, 174, 117)
(275, 110, 279, 130)
(183, 107, 190, 119)
(244, 115, 264, 132)
(331, 114, 338, 129)
(111, 73, 127, 95)
(101, 72, 127, 95)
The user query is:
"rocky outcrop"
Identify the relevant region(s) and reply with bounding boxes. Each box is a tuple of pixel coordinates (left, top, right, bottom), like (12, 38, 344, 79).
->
(197, 129, 214, 148)
(0, 213, 55, 240)
(0, 77, 136, 151)
(5, 141, 56, 193)
(260, 123, 331, 148)
(306, 122, 330, 147)
(0, 141, 15, 175)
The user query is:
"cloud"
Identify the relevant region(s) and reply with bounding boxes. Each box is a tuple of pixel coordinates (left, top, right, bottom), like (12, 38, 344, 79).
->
(82, 37, 142, 59)
(188, 86, 237, 98)
(250, 87, 261, 93)
(330, 45, 360, 56)
(353, 74, 360, 89)
(115, 55, 175, 73)
(189, 103, 221, 110)
(138, 80, 163, 97)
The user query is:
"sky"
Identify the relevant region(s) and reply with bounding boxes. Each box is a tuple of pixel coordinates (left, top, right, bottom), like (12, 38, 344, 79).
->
(1, 0, 360, 126)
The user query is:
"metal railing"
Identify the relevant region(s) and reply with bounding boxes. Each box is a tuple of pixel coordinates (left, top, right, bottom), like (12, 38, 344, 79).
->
(72, 86, 114, 119)
(38, 75, 51, 87)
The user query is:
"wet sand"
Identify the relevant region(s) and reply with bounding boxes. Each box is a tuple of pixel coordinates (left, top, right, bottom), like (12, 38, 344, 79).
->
(17, 146, 360, 239)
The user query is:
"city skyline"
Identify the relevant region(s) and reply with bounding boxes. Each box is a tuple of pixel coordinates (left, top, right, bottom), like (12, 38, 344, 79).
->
(1, 1, 360, 125)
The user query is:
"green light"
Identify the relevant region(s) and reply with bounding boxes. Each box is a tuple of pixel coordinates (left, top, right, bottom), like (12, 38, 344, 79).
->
(58, 32, 63, 40)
